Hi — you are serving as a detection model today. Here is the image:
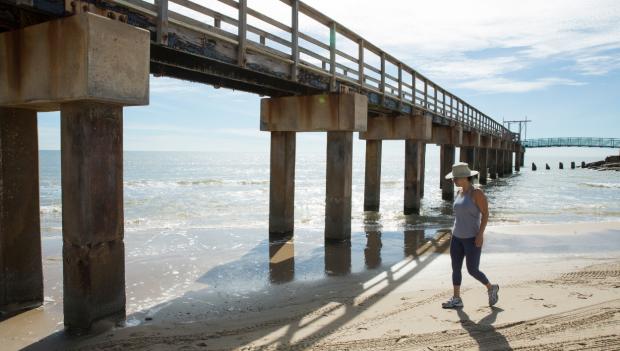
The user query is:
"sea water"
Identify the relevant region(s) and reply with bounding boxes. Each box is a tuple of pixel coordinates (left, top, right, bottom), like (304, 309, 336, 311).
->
(36, 146, 620, 315)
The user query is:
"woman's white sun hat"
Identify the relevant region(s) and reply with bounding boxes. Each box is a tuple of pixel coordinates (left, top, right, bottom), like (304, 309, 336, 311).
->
(445, 162, 479, 179)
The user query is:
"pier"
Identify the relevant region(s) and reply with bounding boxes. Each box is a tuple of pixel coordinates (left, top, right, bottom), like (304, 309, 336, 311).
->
(0, 0, 524, 333)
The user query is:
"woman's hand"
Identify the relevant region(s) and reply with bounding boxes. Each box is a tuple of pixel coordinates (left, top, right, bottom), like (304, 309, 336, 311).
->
(475, 233, 484, 248)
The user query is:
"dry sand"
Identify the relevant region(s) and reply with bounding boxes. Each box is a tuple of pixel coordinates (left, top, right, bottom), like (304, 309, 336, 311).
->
(12, 221, 620, 350)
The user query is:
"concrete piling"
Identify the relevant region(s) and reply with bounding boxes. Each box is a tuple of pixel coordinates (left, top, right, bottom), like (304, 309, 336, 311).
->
(0, 108, 43, 316)
(325, 131, 353, 241)
(420, 144, 426, 198)
(61, 102, 126, 333)
(489, 149, 498, 179)
(440, 145, 455, 201)
(479, 148, 488, 184)
(269, 131, 296, 234)
(404, 140, 423, 215)
(363, 140, 382, 212)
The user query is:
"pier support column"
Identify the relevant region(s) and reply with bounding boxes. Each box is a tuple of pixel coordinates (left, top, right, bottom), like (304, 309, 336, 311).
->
(404, 140, 423, 214)
(497, 150, 505, 177)
(440, 145, 455, 201)
(505, 150, 512, 175)
(0, 108, 43, 316)
(269, 132, 296, 234)
(420, 144, 426, 198)
(459, 147, 475, 169)
(325, 132, 353, 241)
(479, 148, 488, 184)
(515, 151, 521, 172)
(363, 140, 382, 212)
(489, 149, 498, 179)
(61, 102, 125, 333)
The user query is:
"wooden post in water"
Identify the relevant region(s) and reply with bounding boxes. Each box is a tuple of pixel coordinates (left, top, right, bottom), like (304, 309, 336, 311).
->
(546, 163, 551, 170)
(571, 161, 575, 169)
(559, 162, 564, 169)
(532, 162, 537, 171)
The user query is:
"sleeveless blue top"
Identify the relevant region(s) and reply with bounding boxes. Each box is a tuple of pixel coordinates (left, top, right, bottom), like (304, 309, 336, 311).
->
(452, 187, 481, 239)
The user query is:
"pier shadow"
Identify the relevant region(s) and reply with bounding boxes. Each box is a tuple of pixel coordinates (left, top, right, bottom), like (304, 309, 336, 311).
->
(24, 225, 454, 350)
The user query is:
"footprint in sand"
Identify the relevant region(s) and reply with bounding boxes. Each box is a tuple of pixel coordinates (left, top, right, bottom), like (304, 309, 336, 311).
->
(543, 303, 556, 308)
(569, 292, 593, 299)
(526, 296, 544, 301)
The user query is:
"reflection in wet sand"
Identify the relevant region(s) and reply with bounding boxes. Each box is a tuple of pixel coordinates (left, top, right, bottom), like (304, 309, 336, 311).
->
(269, 236, 295, 284)
(364, 231, 382, 269)
(325, 241, 352, 276)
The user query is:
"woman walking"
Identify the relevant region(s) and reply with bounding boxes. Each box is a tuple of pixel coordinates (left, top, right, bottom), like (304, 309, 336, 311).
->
(442, 162, 499, 309)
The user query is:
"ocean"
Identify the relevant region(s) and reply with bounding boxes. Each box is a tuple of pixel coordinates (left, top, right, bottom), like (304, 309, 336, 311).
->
(36, 147, 620, 317)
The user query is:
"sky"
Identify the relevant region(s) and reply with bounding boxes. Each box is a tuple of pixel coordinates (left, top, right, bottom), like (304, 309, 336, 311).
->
(37, 0, 619, 156)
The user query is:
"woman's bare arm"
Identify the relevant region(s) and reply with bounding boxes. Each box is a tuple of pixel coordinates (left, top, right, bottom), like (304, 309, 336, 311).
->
(473, 189, 489, 247)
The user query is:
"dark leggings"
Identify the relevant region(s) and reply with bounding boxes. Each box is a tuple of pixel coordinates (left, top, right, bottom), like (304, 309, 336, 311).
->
(450, 236, 489, 286)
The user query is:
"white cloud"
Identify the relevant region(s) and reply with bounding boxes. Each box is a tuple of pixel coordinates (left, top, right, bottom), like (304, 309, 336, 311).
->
(456, 77, 585, 94)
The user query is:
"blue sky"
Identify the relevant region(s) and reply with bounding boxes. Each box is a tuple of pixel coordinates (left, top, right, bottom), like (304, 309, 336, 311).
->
(37, 0, 619, 156)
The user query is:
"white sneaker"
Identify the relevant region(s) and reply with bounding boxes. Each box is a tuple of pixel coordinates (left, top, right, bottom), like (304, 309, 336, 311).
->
(488, 284, 499, 306)
(442, 296, 463, 309)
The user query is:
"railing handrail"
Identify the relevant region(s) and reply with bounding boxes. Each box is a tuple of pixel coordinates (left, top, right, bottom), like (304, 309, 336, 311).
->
(119, 0, 514, 138)
(523, 138, 620, 148)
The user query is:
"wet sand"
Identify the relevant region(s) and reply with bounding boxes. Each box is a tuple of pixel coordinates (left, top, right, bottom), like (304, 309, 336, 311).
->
(4, 221, 620, 350)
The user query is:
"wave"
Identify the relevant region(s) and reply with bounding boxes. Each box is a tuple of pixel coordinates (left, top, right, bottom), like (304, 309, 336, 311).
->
(124, 178, 269, 188)
(580, 182, 620, 189)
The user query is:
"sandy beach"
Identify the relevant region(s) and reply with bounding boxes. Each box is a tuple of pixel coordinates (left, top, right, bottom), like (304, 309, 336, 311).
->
(8, 220, 618, 351)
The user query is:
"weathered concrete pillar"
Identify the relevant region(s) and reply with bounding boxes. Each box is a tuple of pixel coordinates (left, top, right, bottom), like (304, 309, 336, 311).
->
(61, 102, 125, 333)
(269, 132, 296, 234)
(0, 108, 43, 316)
(440, 145, 455, 201)
(497, 149, 505, 177)
(489, 149, 498, 179)
(364, 140, 382, 212)
(473, 148, 481, 171)
(459, 147, 475, 168)
(515, 151, 521, 172)
(325, 131, 353, 241)
(0, 12, 149, 332)
(505, 150, 512, 175)
(420, 143, 426, 198)
(404, 140, 423, 215)
(479, 148, 488, 184)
